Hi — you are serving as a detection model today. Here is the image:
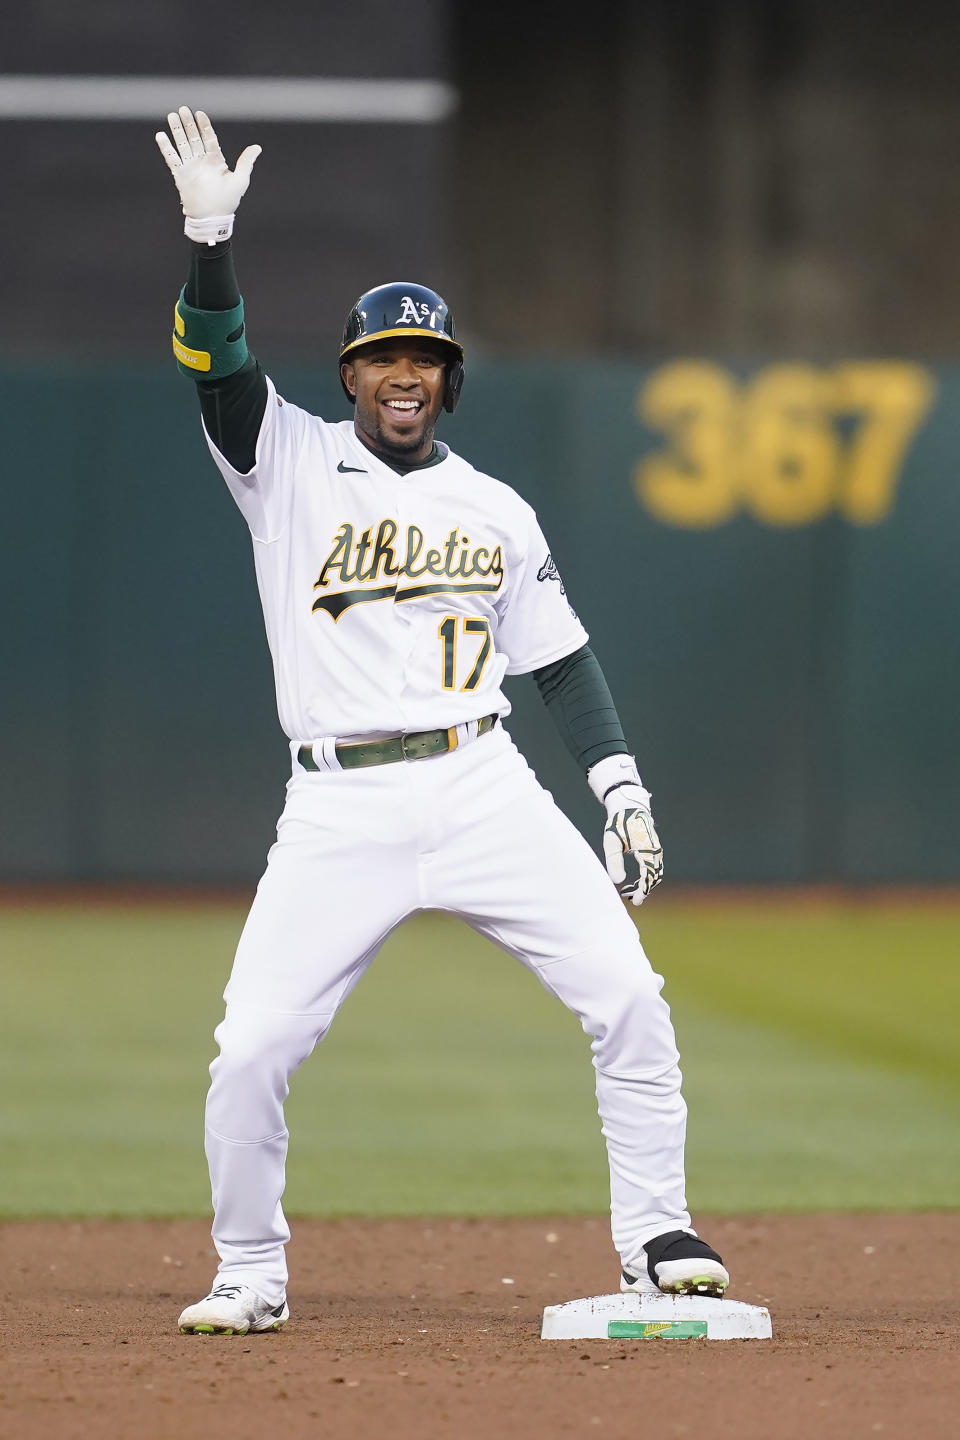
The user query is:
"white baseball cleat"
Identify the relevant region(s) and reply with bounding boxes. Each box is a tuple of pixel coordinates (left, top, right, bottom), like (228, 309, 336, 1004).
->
(621, 1229, 730, 1299)
(178, 1283, 289, 1336)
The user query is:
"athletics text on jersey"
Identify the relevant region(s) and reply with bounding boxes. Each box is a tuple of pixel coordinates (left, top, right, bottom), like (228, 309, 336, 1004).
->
(202, 378, 587, 744)
(311, 521, 504, 620)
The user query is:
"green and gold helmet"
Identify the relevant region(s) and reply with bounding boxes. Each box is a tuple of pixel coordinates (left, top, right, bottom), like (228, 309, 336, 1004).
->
(339, 282, 464, 412)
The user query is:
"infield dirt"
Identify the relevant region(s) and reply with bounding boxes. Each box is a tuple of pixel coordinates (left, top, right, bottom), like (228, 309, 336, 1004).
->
(1, 1213, 956, 1440)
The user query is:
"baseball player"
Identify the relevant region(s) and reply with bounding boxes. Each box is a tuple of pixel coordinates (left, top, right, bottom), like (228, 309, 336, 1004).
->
(157, 107, 729, 1337)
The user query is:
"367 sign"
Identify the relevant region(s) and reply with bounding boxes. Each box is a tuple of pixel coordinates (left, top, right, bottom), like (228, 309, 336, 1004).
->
(633, 361, 936, 528)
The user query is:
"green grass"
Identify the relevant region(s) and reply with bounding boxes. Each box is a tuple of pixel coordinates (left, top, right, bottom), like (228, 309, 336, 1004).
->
(0, 898, 957, 1218)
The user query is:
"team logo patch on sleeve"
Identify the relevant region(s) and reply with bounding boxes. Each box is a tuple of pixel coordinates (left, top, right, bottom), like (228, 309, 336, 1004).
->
(537, 552, 581, 621)
(537, 553, 566, 595)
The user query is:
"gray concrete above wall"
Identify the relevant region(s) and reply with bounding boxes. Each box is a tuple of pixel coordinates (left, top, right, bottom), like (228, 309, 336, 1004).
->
(452, 0, 960, 357)
(0, 0, 453, 360)
(4, 0, 960, 361)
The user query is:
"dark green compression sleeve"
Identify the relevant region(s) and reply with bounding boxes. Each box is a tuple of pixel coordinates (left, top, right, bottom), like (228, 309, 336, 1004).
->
(533, 644, 630, 773)
(184, 238, 241, 310)
(182, 240, 267, 474)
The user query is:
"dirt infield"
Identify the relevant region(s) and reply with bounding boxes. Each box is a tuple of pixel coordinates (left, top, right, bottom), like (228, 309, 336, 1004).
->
(1, 1213, 957, 1440)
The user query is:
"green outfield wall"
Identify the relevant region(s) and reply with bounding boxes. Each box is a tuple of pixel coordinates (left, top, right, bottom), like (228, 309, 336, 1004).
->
(2, 359, 955, 884)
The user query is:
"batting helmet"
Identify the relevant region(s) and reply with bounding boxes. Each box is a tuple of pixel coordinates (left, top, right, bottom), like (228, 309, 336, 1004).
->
(339, 281, 464, 413)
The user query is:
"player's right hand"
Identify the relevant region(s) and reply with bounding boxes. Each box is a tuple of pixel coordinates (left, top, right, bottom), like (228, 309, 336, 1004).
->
(155, 106, 261, 233)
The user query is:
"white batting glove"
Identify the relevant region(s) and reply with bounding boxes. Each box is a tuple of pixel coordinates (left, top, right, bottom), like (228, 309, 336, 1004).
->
(588, 754, 664, 907)
(155, 106, 262, 244)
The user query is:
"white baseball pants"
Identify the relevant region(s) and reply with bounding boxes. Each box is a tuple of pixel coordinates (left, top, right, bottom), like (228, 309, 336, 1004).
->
(204, 725, 691, 1304)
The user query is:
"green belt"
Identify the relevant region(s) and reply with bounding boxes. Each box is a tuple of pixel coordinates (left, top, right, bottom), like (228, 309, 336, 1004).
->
(298, 713, 498, 772)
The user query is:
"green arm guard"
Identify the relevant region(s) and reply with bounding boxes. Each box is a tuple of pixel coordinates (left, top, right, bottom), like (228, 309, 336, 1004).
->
(172, 288, 248, 380)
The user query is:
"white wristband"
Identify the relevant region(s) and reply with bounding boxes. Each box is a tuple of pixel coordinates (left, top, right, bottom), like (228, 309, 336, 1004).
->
(184, 213, 235, 246)
(587, 753, 651, 811)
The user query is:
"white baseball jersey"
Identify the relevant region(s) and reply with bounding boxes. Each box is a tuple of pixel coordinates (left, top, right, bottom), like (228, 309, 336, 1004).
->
(203, 376, 588, 744)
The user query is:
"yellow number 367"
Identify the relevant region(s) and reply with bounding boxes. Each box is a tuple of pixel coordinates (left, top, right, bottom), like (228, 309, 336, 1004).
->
(634, 361, 935, 529)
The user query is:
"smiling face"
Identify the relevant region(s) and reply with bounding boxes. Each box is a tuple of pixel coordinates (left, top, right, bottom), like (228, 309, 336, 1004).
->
(341, 336, 450, 463)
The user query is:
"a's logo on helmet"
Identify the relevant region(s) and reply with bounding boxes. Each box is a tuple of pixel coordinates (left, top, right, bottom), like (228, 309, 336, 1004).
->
(397, 295, 432, 325)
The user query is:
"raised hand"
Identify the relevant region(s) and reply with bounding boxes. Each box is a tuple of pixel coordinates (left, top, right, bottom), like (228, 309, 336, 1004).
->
(156, 106, 261, 242)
